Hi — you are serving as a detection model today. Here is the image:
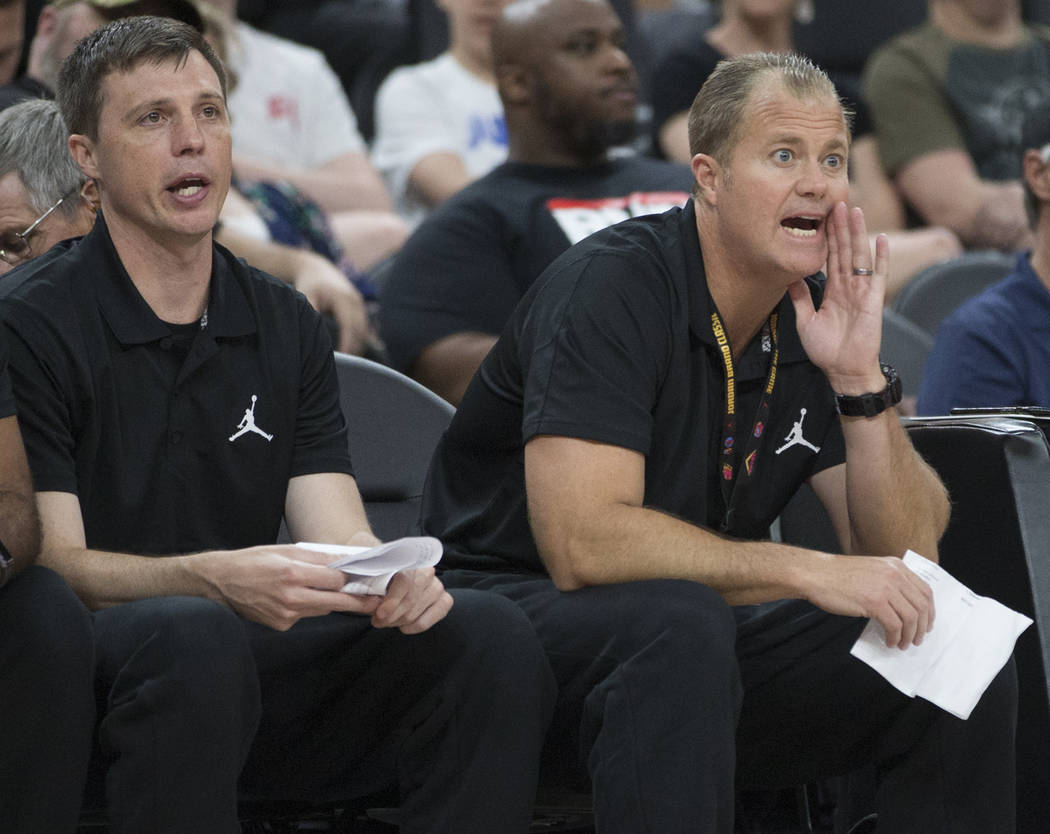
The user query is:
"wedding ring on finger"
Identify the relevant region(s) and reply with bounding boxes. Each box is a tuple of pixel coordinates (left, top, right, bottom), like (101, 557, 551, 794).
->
(852, 267, 874, 276)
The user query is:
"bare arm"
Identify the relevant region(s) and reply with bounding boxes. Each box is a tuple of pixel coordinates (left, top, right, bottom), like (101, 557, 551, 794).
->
(35, 472, 450, 633)
(849, 135, 906, 232)
(233, 151, 395, 214)
(896, 149, 1032, 251)
(408, 151, 475, 208)
(525, 435, 935, 649)
(284, 472, 452, 633)
(411, 331, 497, 405)
(0, 415, 41, 577)
(215, 226, 374, 355)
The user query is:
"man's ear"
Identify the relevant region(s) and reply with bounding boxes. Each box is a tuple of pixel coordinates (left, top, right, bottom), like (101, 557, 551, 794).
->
(691, 152, 721, 206)
(1023, 148, 1050, 204)
(79, 177, 100, 212)
(68, 134, 101, 182)
(34, 5, 59, 39)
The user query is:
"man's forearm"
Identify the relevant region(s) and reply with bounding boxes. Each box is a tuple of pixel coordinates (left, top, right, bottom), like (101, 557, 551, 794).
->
(38, 545, 216, 611)
(840, 412, 950, 560)
(233, 155, 393, 214)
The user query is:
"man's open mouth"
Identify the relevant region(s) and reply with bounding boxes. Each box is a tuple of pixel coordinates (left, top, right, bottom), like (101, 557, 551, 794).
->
(168, 177, 207, 197)
(780, 216, 821, 238)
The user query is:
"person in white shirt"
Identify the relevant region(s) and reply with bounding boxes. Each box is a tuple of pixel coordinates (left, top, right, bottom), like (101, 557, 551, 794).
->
(372, 0, 510, 223)
(206, 0, 408, 269)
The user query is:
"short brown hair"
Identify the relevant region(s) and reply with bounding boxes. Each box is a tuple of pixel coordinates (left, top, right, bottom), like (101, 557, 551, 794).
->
(56, 15, 226, 141)
(687, 52, 851, 166)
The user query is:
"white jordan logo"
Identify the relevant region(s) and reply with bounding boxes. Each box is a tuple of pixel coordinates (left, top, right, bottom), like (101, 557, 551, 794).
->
(229, 395, 273, 443)
(775, 408, 820, 455)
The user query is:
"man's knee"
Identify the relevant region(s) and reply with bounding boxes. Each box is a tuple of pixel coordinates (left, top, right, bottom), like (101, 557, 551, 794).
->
(3, 566, 93, 680)
(431, 588, 555, 690)
(575, 579, 737, 668)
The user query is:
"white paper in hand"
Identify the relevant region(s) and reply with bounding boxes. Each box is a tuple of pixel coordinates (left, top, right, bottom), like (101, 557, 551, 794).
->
(850, 550, 1031, 719)
(296, 536, 443, 595)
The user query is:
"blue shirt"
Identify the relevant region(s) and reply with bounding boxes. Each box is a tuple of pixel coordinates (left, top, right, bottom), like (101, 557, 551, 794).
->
(917, 252, 1050, 415)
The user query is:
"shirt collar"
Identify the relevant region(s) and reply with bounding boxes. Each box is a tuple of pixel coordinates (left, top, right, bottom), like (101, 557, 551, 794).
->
(90, 213, 257, 346)
(680, 198, 816, 377)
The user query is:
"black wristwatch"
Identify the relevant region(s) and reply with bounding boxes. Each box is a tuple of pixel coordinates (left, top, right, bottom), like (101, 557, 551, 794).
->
(835, 363, 902, 418)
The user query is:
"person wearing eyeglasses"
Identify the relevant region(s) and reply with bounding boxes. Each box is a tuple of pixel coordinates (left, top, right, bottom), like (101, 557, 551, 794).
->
(918, 100, 1050, 415)
(0, 98, 96, 276)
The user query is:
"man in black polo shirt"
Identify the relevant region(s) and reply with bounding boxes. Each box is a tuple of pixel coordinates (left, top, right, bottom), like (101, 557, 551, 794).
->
(426, 53, 1018, 831)
(0, 17, 553, 832)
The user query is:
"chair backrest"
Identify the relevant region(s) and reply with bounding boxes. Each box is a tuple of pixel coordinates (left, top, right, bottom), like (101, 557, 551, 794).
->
(890, 250, 1015, 337)
(333, 352, 454, 541)
(904, 416, 1050, 831)
(880, 308, 934, 399)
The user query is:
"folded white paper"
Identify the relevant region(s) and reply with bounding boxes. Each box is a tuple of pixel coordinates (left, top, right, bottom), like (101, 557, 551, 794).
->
(850, 550, 1031, 719)
(295, 536, 443, 595)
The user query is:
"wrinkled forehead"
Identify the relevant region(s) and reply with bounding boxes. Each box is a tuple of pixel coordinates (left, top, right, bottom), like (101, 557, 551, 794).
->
(741, 78, 849, 143)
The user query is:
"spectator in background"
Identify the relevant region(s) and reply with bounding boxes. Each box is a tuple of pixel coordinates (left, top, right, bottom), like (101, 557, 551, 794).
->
(0, 0, 205, 111)
(649, 0, 962, 300)
(380, 0, 693, 404)
(203, 0, 408, 271)
(371, 0, 510, 225)
(918, 99, 1050, 415)
(0, 0, 25, 85)
(864, 0, 1050, 252)
(0, 99, 97, 276)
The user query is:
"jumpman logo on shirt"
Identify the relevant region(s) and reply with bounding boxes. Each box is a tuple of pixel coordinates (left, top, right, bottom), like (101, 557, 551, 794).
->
(774, 408, 820, 455)
(229, 395, 274, 442)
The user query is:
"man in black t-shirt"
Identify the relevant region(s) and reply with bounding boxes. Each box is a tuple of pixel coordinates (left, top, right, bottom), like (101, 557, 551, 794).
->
(379, 0, 692, 404)
(428, 51, 1018, 832)
(0, 18, 553, 831)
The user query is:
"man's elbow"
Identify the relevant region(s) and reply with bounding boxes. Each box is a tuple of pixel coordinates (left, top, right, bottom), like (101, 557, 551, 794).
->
(537, 535, 603, 592)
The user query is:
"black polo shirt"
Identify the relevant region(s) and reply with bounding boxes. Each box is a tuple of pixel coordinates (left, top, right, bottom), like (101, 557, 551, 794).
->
(0, 215, 352, 556)
(423, 199, 846, 574)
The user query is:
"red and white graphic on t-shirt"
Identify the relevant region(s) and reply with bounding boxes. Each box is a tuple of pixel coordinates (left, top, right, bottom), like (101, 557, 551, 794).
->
(546, 191, 690, 244)
(267, 95, 300, 130)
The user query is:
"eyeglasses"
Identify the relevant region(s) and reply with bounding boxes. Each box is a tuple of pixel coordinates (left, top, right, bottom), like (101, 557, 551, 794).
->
(0, 189, 75, 267)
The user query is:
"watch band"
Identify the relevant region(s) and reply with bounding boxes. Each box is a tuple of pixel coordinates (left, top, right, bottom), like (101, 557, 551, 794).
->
(835, 363, 902, 418)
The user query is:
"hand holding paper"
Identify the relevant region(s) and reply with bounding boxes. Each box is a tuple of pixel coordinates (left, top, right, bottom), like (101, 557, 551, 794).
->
(851, 550, 1031, 719)
(295, 536, 443, 595)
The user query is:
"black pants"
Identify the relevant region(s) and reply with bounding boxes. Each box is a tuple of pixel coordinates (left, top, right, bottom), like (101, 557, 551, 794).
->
(0, 566, 96, 834)
(443, 570, 1018, 834)
(90, 588, 555, 834)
